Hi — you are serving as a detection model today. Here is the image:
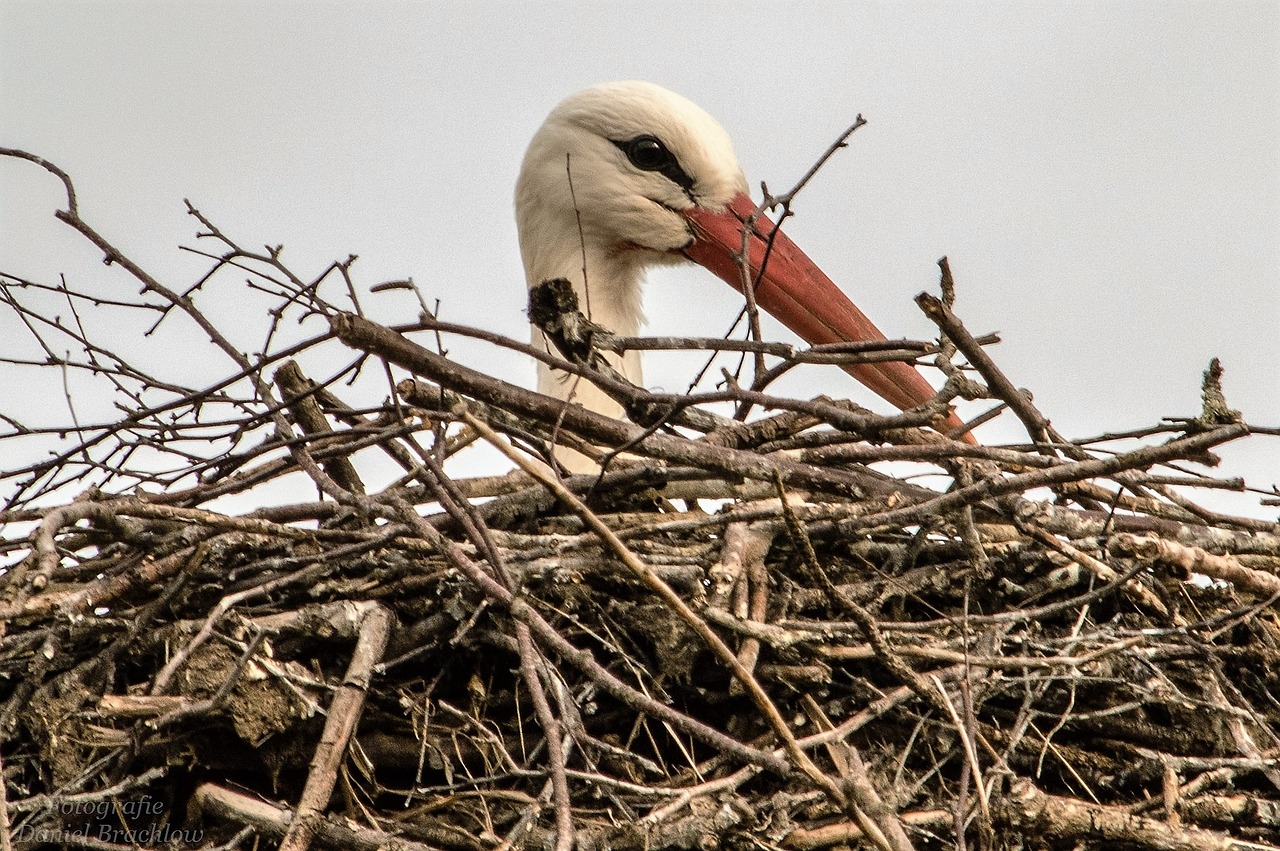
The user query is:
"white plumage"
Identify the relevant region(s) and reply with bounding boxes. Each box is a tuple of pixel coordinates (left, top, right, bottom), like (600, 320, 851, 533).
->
(515, 81, 746, 419)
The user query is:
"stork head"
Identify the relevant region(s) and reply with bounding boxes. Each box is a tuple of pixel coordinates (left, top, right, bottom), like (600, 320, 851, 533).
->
(516, 81, 972, 443)
(516, 80, 747, 301)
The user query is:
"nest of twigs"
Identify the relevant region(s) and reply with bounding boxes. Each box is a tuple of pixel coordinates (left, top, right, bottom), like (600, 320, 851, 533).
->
(2, 149, 1280, 851)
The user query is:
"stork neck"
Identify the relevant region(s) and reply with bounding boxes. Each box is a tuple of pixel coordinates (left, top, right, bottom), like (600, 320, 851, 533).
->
(530, 244, 646, 339)
(528, 243, 646, 417)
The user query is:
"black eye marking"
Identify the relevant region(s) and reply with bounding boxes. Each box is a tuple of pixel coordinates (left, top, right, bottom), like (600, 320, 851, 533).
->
(612, 135, 695, 195)
(622, 135, 670, 170)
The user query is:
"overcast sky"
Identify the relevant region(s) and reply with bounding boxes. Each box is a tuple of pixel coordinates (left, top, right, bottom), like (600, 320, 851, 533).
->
(2, 2, 1277, 514)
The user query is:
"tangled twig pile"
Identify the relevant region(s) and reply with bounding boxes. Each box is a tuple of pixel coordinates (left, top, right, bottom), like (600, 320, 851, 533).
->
(2, 148, 1279, 851)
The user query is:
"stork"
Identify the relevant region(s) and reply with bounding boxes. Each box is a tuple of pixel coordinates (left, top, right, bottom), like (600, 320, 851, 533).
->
(515, 81, 968, 468)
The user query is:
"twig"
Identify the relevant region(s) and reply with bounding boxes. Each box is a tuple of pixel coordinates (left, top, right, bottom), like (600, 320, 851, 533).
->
(279, 602, 392, 851)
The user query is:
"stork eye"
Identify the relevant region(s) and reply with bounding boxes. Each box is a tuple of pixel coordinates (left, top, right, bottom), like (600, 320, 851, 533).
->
(612, 135, 696, 194)
(623, 135, 673, 171)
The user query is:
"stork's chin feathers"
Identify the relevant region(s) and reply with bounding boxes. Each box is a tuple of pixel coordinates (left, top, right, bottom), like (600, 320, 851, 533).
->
(515, 80, 973, 462)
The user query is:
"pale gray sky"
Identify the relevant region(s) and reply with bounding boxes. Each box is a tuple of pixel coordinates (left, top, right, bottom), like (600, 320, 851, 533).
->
(2, 1, 1277, 512)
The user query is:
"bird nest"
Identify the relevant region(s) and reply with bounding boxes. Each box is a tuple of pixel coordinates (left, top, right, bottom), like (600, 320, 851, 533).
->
(2, 151, 1280, 851)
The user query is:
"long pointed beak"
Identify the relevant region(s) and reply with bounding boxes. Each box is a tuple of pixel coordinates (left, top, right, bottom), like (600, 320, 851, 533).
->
(683, 192, 973, 442)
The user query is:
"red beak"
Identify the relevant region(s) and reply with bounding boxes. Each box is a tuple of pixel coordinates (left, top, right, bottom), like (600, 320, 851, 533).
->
(683, 193, 972, 442)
